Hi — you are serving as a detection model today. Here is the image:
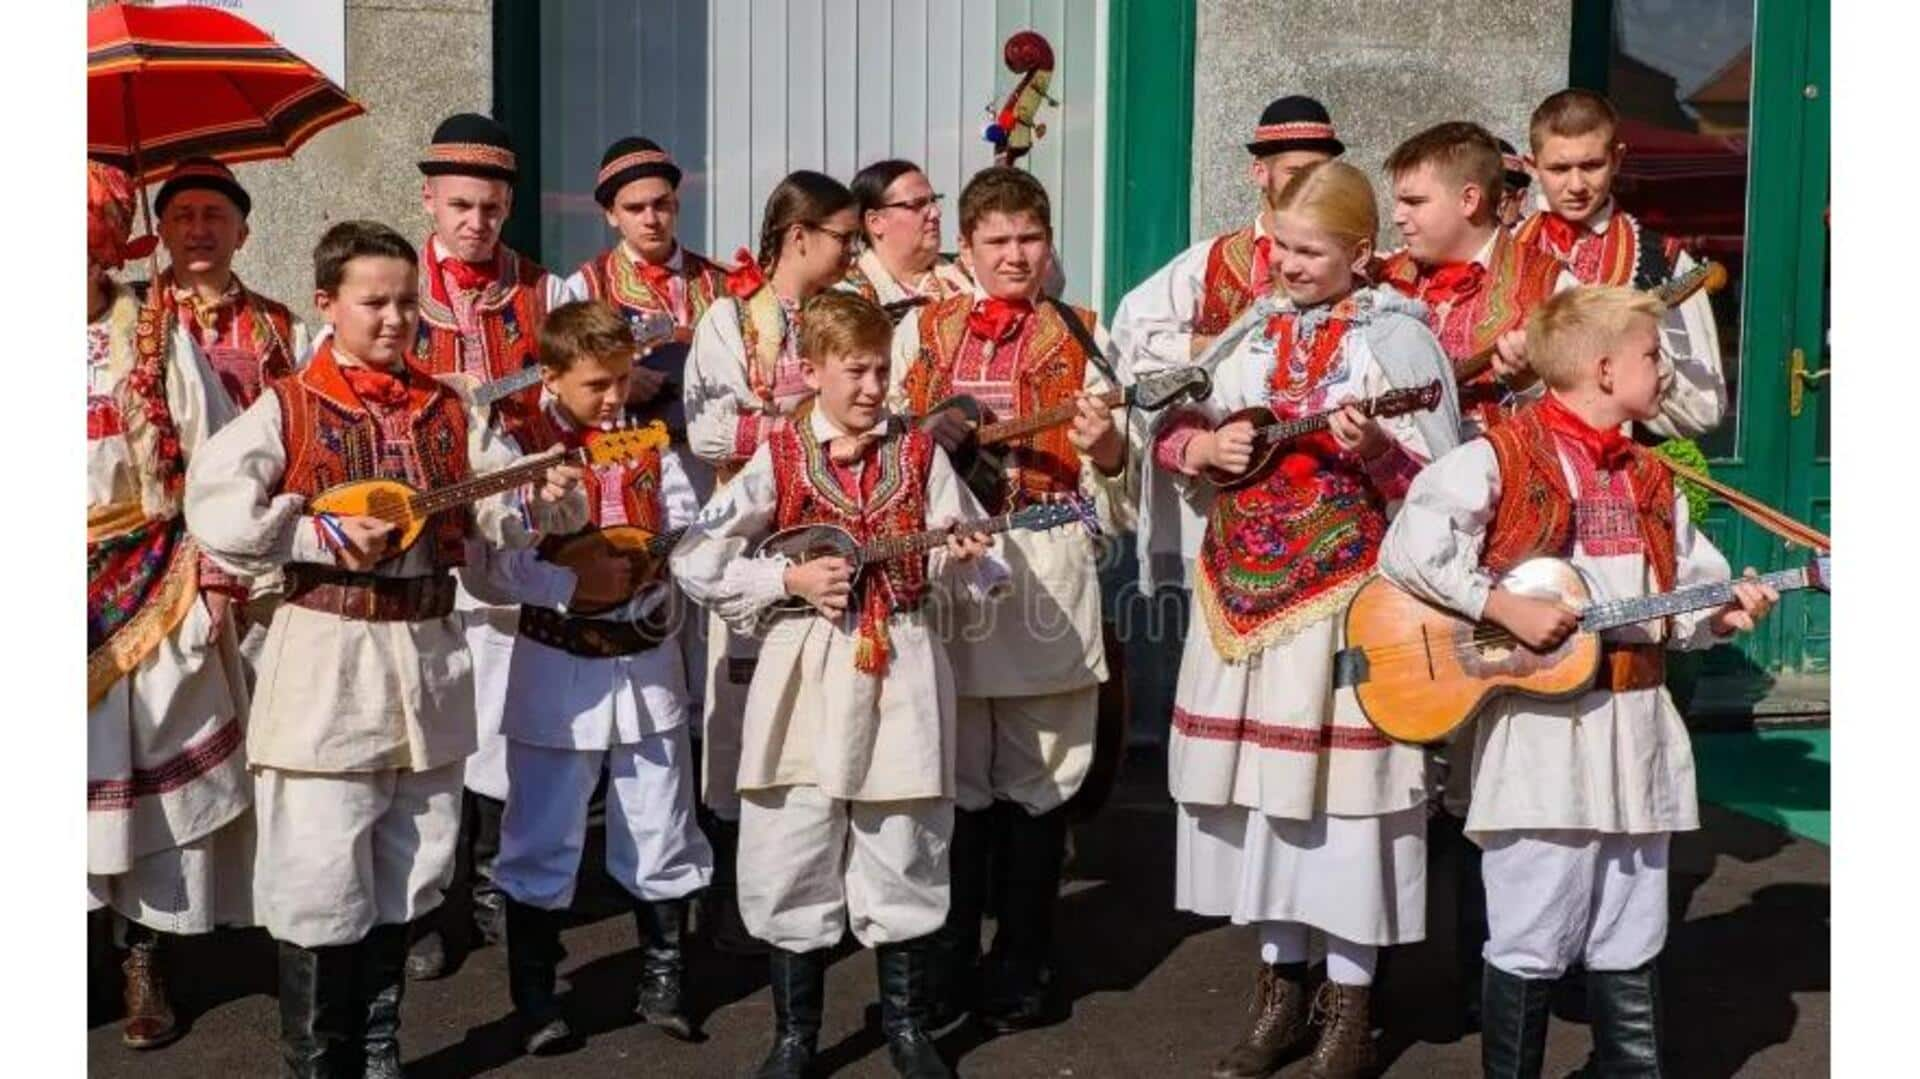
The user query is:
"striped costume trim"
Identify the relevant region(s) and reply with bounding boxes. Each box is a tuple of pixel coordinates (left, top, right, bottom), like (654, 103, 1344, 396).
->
(422, 142, 517, 172)
(1172, 706, 1391, 752)
(596, 149, 673, 187)
(87, 717, 243, 811)
(1253, 121, 1337, 143)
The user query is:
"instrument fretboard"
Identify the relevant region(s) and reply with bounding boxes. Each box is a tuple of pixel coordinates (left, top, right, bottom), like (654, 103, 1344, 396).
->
(1579, 566, 1809, 633)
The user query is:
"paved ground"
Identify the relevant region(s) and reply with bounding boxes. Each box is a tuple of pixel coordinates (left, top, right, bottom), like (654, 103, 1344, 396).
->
(88, 751, 1829, 1077)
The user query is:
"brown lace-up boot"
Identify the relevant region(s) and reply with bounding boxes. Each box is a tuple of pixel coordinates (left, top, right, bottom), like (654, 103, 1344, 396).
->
(1211, 961, 1313, 1078)
(1304, 980, 1377, 1079)
(120, 925, 179, 1050)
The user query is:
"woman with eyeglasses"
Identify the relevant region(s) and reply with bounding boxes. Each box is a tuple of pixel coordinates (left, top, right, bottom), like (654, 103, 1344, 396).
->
(681, 168, 860, 958)
(843, 159, 974, 310)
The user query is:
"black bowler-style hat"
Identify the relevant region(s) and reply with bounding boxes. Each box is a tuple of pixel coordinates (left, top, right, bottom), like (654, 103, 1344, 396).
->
(1246, 95, 1345, 158)
(155, 157, 251, 218)
(418, 112, 519, 183)
(594, 136, 683, 208)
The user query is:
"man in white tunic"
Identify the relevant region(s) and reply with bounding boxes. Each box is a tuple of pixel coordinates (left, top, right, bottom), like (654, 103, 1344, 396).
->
(87, 160, 254, 1052)
(673, 292, 1004, 1079)
(1378, 287, 1775, 1078)
(892, 167, 1132, 1033)
(185, 222, 585, 1076)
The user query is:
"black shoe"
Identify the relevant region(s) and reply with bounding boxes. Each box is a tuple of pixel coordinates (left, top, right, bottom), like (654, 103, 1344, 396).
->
(1481, 963, 1553, 1079)
(468, 793, 506, 948)
(505, 900, 574, 1056)
(472, 889, 506, 949)
(276, 938, 359, 1079)
(119, 924, 180, 1050)
(877, 938, 955, 1079)
(928, 807, 993, 1030)
(1578, 962, 1664, 1077)
(404, 926, 445, 982)
(753, 948, 826, 1079)
(634, 898, 696, 1041)
(360, 924, 410, 1078)
(977, 802, 1067, 1033)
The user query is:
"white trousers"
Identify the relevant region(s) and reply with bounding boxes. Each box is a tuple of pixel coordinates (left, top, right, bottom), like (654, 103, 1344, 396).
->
(253, 762, 464, 948)
(494, 728, 714, 910)
(1480, 829, 1671, 979)
(737, 785, 952, 952)
(955, 687, 1098, 814)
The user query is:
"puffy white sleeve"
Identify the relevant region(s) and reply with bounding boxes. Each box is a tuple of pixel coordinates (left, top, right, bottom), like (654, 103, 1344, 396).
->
(462, 398, 587, 548)
(1078, 318, 1137, 535)
(683, 297, 767, 468)
(1109, 237, 1211, 379)
(1642, 248, 1729, 439)
(669, 444, 790, 634)
(167, 320, 240, 454)
(1667, 487, 1736, 651)
(1377, 438, 1502, 622)
(184, 392, 336, 578)
(558, 269, 591, 305)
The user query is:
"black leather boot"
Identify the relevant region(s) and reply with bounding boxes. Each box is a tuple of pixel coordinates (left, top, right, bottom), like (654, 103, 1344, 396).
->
(700, 814, 768, 957)
(468, 792, 506, 947)
(360, 923, 409, 1079)
(1210, 961, 1313, 1079)
(1454, 822, 1489, 1033)
(979, 801, 1067, 1033)
(928, 805, 993, 1030)
(753, 947, 826, 1079)
(276, 938, 359, 1079)
(634, 898, 696, 1040)
(503, 899, 572, 1055)
(120, 922, 179, 1050)
(1481, 963, 1553, 1079)
(1579, 962, 1664, 1077)
(876, 938, 955, 1078)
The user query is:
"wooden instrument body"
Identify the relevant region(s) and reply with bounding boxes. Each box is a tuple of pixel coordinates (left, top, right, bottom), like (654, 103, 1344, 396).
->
(1201, 404, 1295, 490)
(756, 524, 865, 614)
(1344, 558, 1605, 745)
(308, 479, 431, 554)
(539, 525, 676, 615)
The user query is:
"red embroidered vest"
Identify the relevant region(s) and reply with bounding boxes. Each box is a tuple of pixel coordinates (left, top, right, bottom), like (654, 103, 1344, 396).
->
(146, 279, 298, 409)
(769, 420, 936, 673)
(516, 408, 666, 533)
(1481, 402, 1676, 590)
(1195, 226, 1261, 337)
(1514, 209, 1686, 290)
(415, 243, 551, 441)
(270, 345, 474, 567)
(900, 294, 1092, 506)
(577, 246, 725, 330)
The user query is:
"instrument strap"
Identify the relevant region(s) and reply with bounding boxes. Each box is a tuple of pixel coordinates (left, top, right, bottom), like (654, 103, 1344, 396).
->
(1647, 454, 1831, 552)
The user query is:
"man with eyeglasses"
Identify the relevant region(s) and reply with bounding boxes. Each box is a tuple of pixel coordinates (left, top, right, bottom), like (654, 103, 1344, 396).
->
(844, 160, 976, 313)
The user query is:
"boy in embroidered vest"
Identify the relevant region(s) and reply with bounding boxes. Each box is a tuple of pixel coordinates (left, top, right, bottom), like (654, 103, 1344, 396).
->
(1378, 121, 1576, 435)
(185, 221, 586, 1076)
(413, 111, 574, 977)
(1514, 89, 1727, 438)
(150, 157, 309, 411)
(682, 170, 860, 953)
(1115, 95, 1346, 585)
(88, 160, 253, 1053)
(1147, 162, 1461, 1079)
(1378, 287, 1776, 1078)
(461, 301, 714, 1055)
(673, 291, 1003, 1079)
(842, 158, 975, 310)
(892, 166, 1132, 1033)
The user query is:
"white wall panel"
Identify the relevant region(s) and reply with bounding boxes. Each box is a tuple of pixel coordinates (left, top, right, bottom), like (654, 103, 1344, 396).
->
(538, 0, 1109, 307)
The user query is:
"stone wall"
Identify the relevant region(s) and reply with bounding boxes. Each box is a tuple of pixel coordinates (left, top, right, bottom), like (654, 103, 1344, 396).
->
(1190, 0, 1573, 246)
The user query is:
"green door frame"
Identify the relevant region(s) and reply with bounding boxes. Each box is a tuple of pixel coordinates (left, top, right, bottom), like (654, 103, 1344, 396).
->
(1101, 0, 1196, 321)
(1571, 0, 1830, 673)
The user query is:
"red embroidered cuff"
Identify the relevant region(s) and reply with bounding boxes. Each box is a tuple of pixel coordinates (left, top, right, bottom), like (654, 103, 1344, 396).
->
(732, 413, 762, 459)
(1362, 442, 1425, 501)
(195, 553, 249, 601)
(1153, 409, 1210, 474)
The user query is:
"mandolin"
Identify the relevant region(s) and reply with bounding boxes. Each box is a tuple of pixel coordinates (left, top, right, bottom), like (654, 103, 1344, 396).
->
(925, 364, 1212, 507)
(1339, 552, 1830, 745)
(538, 523, 689, 615)
(754, 500, 1084, 615)
(1453, 259, 1729, 387)
(307, 421, 672, 561)
(1200, 380, 1445, 490)
(451, 309, 681, 416)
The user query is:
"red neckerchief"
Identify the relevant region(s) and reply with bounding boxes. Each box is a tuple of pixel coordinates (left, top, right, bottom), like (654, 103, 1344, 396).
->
(725, 247, 765, 299)
(967, 296, 1034, 344)
(1418, 260, 1486, 309)
(440, 255, 499, 293)
(635, 255, 675, 295)
(339, 357, 432, 412)
(1538, 392, 1631, 470)
(1538, 213, 1584, 259)
(1249, 234, 1275, 295)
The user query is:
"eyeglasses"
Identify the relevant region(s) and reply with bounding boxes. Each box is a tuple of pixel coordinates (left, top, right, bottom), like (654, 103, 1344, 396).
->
(809, 223, 865, 253)
(879, 193, 945, 215)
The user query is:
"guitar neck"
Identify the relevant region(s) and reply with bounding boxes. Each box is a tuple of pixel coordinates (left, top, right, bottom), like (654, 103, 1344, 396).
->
(406, 447, 579, 518)
(856, 510, 1024, 564)
(473, 365, 545, 409)
(974, 387, 1127, 446)
(1579, 565, 1810, 633)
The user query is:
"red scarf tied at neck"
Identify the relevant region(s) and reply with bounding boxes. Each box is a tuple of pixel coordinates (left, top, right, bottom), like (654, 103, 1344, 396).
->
(1538, 392, 1632, 470)
(1419, 261, 1486, 309)
(1249, 234, 1276, 295)
(439, 252, 499, 293)
(725, 247, 766, 299)
(1538, 214, 1586, 258)
(341, 361, 430, 411)
(967, 296, 1033, 344)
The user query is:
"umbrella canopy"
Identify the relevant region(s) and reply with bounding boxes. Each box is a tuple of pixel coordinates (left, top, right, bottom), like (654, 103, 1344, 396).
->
(87, 2, 364, 183)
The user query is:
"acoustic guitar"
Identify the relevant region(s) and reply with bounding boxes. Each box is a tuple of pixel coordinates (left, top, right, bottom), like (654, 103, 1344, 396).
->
(1453, 259, 1729, 387)
(538, 524, 689, 616)
(1339, 552, 1831, 745)
(924, 365, 1212, 507)
(307, 420, 672, 561)
(754, 500, 1084, 615)
(451, 309, 681, 421)
(1201, 380, 1445, 490)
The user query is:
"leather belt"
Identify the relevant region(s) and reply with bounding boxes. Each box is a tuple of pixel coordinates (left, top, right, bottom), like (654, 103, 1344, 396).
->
(519, 605, 665, 658)
(284, 564, 455, 622)
(1601, 642, 1667, 692)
